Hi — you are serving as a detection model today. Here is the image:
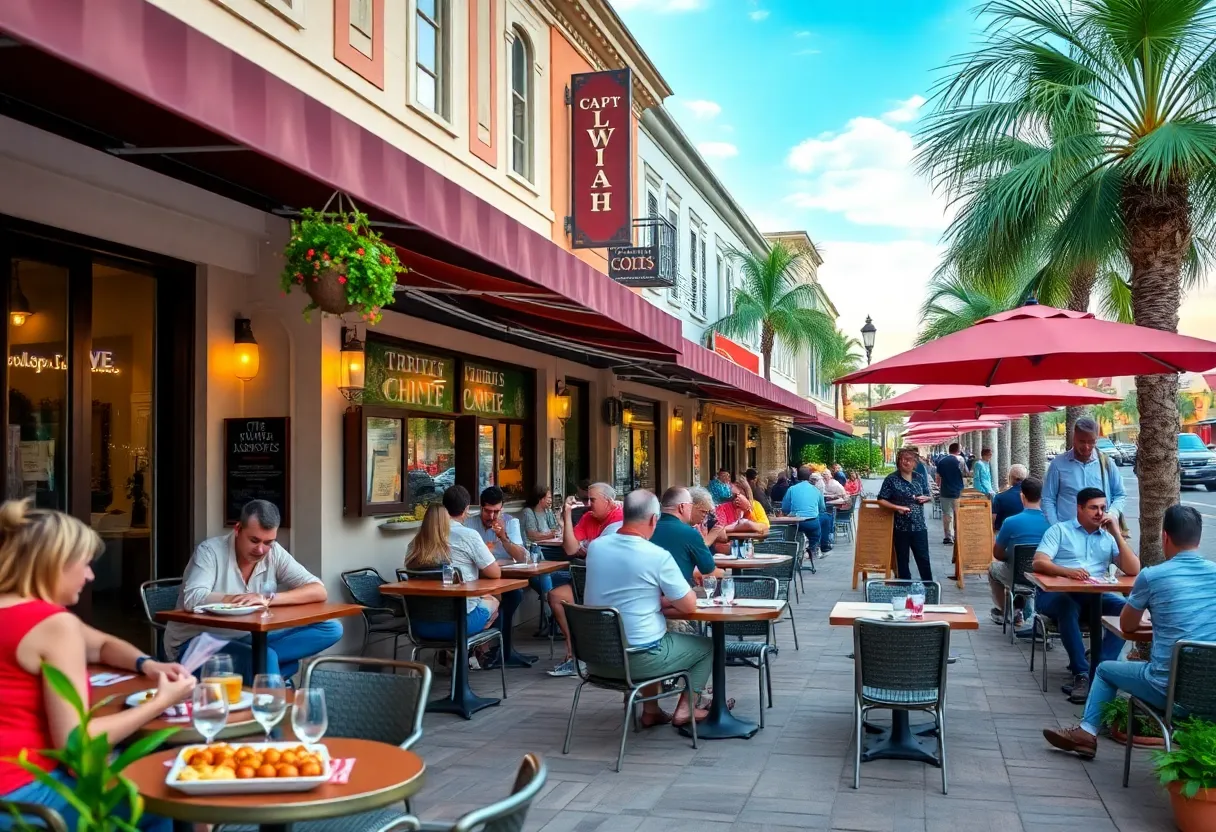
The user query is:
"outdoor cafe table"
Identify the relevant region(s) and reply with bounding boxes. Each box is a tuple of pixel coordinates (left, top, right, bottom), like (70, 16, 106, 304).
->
(155, 602, 362, 678)
(499, 560, 567, 578)
(713, 554, 792, 573)
(665, 601, 787, 740)
(1025, 573, 1136, 682)
(769, 516, 801, 525)
(380, 577, 527, 719)
(828, 601, 978, 764)
(725, 529, 768, 541)
(1102, 614, 1153, 643)
(125, 737, 425, 832)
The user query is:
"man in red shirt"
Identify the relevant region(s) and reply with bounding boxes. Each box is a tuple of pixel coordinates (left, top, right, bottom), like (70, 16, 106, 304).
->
(546, 483, 623, 676)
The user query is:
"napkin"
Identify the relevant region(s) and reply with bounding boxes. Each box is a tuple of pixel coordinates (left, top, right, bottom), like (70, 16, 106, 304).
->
(89, 672, 136, 687)
(161, 702, 193, 723)
(328, 758, 356, 784)
(924, 604, 969, 614)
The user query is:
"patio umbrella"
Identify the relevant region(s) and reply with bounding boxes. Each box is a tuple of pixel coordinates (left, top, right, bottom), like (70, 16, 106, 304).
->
(869, 381, 1118, 416)
(905, 408, 1055, 422)
(903, 419, 1007, 434)
(835, 302, 1216, 386)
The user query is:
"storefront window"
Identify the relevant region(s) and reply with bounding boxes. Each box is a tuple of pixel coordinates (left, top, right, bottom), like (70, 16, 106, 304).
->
(477, 423, 495, 493)
(366, 417, 404, 505)
(407, 417, 454, 516)
(615, 400, 658, 494)
(562, 380, 588, 499)
(497, 422, 525, 501)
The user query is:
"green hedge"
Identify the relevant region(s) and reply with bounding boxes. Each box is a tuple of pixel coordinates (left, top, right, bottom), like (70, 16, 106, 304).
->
(798, 438, 881, 471)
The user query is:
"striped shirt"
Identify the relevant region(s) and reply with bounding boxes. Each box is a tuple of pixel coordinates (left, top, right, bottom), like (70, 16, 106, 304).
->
(1126, 552, 1216, 692)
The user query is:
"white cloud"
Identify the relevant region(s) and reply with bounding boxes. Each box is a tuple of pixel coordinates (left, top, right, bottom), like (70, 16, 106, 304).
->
(698, 141, 739, 159)
(683, 99, 722, 120)
(883, 94, 927, 123)
(795, 48, 821, 56)
(784, 116, 950, 230)
(749, 10, 770, 20)
(795, 30, 813, 37)
(611, 0, 705, 11)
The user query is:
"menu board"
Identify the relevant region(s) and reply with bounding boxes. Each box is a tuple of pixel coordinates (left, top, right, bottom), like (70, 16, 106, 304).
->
(224, 417, 290, 526)
(461, 361, 531, 419)
(362, 339, 454, 412)
(366, 417, 403, 504)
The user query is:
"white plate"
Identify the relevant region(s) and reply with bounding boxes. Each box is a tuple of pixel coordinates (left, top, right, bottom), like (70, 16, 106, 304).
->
(126, 689, 254, 711)
(195, 603, 262, 616)
(166, 742, 331, 795)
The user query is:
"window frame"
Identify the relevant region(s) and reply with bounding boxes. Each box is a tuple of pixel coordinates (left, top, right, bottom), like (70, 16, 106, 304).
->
(509, 26, 535, 183)
(665, 191, 682, 307)
(412, 0, 448, 120)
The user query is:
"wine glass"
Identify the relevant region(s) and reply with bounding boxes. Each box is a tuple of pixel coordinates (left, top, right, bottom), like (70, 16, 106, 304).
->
(702, 576, 718, 604)
(251, 673, 287, 742)
(291, 688, 328, 746)
(192, 682, 229, 746)
(258, 574, 276, 620)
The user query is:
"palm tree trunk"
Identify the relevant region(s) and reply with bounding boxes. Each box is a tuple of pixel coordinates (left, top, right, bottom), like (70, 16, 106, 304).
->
(1028, 413, 1046, 479)
(998, 421, 1011, 488)
(1062, 262, 1098, 450)
(1124, 179, 1189, 565)
(1010, 416, 1028, 468)
(760, 326, 775, 383)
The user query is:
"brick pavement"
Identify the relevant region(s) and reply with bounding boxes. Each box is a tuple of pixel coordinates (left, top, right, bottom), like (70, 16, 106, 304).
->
(406, 522, 1174, 831)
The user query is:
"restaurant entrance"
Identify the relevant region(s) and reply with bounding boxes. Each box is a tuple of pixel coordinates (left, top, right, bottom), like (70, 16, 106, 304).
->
(0, 217, 194, 647)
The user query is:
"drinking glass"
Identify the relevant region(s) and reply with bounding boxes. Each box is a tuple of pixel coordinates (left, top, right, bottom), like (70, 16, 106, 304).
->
(251, 673, 287, 742)
(258, 575, 275, 620)
(201, 655, 242, 705)
(891, 595, 907, 612)
(910, 592, 926, 619)
(702, 576, 718, 603)
(721, 577, 736, 606)
(192, 682, 228, 745)
(441, 564, 455, 586)
(291, 688, 328, 745)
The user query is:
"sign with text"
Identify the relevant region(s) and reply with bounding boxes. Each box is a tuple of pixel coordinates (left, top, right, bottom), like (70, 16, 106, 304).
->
(608, 244, 663, 287)
(709, 332, 761, 376)
(462, 361, 531, 419)
(570, 69, 633, 249)
(224, 417, 291, 526)
(363, 339, 455, 412)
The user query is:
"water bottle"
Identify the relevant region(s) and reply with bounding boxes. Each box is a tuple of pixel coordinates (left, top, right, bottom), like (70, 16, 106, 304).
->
(731, 539, 739, 558)
(746, 540, 754, 558)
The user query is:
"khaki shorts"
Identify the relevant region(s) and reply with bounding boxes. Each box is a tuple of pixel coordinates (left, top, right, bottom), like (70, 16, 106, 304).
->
(989, 560, 1011, 586)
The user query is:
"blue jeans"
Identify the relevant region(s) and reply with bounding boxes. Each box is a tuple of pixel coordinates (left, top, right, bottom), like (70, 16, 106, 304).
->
(1036, 591, 1126, 676)
(797, 518, 820, 552)
(1, 769, 170, 831)
(412, 602, 493, 641)
(820, 511, 836, 549)
(1079, 660, 1168, 735)
(178, 620, 344, 684)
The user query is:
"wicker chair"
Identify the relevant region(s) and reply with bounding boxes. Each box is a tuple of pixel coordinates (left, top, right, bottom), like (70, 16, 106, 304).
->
(0, 803, 66, 832)
(139, 577, 182, 660)
(998, 545, 1037, 642)
(340, 569, 411, 658)
(864, 580, 943, 605)
(852, 619, 950, 794)
(1123, 640, 1216, 787)
(747, 541, 800, 650)
(724, 576, 779, 724)
(379, 754, 547, 832)
(562, 604, 698, 772)
(764, 524, 797, 543)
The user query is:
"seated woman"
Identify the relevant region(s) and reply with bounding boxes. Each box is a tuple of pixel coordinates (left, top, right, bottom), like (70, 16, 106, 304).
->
(713, 481, 769, 533)
(0, 500, 195, 831)
(844, 471, 864, 496)
(521, 486, 562, 543)
(404, 504, 501, 640)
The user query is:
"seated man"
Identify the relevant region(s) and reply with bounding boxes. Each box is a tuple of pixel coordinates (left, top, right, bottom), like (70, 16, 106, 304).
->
(714, 481, 768, 534)
(1044, 505, 1216, 759)
(782, 466, 828, 556)
(166, 500, 341, 684)
(652, 487, 723, 585)
(988, 476, 1049, 628)
(993, 464, 1028, 531)
(548, 482, 623, 677)
(583, 490, 713, 727)
(1033, 487, 1141, 705)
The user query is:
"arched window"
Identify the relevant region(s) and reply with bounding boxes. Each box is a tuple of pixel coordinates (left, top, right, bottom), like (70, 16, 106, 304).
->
(510, 28, 533, 181)
(415, 0, 447, 117)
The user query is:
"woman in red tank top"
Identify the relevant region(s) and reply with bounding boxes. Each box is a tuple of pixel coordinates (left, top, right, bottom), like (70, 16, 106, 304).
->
(0, 500, 195, 829)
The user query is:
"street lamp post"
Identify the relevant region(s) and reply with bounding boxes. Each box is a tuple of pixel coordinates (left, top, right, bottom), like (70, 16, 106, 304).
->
(861, 316, 877, 472)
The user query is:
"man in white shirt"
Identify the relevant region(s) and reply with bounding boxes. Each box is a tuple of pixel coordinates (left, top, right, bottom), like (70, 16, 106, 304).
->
(584, 490, 712, 727)
(166, 500, 341, 683)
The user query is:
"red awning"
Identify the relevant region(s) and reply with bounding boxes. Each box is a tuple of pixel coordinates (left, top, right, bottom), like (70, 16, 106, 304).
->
(676, 341, 818, 419)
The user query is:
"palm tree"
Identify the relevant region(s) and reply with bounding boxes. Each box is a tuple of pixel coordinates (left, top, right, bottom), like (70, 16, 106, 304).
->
(819, 329, 864, 420)
(1092, 402, 1118, 435)
(1178, 391, 1197, 424)
(917, 0, 1216, 563)
(709, 242, 835, 383)
(1117, 389, 1140, 424)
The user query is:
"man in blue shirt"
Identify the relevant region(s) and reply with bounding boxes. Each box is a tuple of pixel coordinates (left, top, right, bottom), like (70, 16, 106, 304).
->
(1044, 505, 1216, 760)
(934, 442, 967, 545)
(781, 465, 827, 556)
(987, 476, 1049, 628)
(992, 464, 1028, 531)
(972, 447, 995, 497)
(707, 469, 733, 505)
(1034, 487, 1142, 704)
(1042, 417, 1126, 525)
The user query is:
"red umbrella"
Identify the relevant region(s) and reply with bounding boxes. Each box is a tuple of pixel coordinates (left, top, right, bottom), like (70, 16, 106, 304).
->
(904, 419, 1005, 434)
(905, 408, 1046, 423)
(869, 380, 1118, 415)
(836, 302, 1216, 386)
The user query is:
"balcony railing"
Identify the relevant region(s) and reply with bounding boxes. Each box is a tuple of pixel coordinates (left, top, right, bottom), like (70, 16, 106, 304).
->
(608, 216, 678, 289)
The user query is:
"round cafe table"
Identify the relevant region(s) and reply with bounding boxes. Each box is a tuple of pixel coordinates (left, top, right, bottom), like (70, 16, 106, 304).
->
(125, 737, 425, 832)
(665, 603, 786, 740)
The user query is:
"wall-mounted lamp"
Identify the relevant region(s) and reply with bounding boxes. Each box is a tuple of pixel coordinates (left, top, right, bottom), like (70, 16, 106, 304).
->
(554, 380, 572, 427)
(622, 402, 634, 427)
(693, 410, 704, 438)
(339, 327, 366, 402)
(233, 318, 260, 381)
(672, 407, 685, 433)
(9, 264, 32, 328)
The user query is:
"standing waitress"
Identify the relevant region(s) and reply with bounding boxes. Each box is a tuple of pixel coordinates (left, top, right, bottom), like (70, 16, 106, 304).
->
(877, 448, 935, 581)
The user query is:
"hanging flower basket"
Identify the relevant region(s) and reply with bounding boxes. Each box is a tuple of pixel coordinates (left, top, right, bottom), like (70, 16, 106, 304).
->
(280, 207, 405, 323)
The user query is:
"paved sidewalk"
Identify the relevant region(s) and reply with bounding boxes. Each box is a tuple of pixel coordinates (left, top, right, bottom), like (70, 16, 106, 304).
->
(407, 523, 1173, 831)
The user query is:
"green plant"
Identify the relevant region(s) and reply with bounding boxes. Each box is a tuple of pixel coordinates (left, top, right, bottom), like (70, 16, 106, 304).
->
(280, 208, 405, 323)
(798, 444, 827, 466)
(1155, 718, 1216, 799)
(834, 438, 882, 472)
(1100, 696, 1164, 738)
(4, 663, 177, 832)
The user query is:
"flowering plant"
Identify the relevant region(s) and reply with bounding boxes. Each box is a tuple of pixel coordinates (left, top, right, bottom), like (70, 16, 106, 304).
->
(280, 209, 405, 323)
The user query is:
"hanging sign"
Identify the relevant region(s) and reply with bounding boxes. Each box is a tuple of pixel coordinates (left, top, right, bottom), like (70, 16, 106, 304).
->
(461, 361, 531, 419)
(362, 339, 455, 412)
(570, 68, 633, 249)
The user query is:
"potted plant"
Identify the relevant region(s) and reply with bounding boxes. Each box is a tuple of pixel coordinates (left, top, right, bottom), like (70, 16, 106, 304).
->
(5, 663, 177, 831)
(280, 208, 405, 323)
(1154, 718, 1216, 831)
(1101, 696, 1166, 747)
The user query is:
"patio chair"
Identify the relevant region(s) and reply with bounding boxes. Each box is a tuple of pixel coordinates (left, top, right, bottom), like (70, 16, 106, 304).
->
(561, 603, 698, 772)
(746, 543, 800, 651)
(0, 803, 66, 832)
(724, 576, 779, 724)
(864, 579, 942, 606)
(998, 545, 1037, 642)
(378, 754, 547, 832)
(139, 577, 182, 660)
(1123, 640, 1216, 787)
(764, 524, 796, 543)
(852, 619, 950, 794)
(1029, 611, 1088, 692)
(834, 500, 856, 543)
(569, 560, 587, 604)
(340, 568, 411, 658)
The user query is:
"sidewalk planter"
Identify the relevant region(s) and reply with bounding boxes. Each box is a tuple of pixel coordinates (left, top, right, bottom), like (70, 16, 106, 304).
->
(1167, 783, 1216, 832)
(1110, 727, 1167, 748)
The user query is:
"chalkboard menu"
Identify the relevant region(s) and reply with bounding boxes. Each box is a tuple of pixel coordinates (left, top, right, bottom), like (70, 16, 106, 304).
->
(224, 417, 291, 527)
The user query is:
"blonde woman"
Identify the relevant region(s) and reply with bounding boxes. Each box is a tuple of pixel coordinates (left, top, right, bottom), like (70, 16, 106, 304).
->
(405, 500, 500, 639)
(0, 501, 194, 830)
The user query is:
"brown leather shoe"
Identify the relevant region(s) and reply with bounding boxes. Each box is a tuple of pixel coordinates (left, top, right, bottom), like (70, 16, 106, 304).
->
(1043, 725, 1097, 759)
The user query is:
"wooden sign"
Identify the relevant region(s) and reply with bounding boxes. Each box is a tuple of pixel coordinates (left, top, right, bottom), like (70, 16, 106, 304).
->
(852, 500, 894, 590)
(953, 502, 994, 589)
(224, 417, 290, 527)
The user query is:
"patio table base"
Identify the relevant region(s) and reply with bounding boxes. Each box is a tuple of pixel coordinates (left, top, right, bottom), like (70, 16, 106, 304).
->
(861, 711, 940, 765)
(677, 621, 759, 740)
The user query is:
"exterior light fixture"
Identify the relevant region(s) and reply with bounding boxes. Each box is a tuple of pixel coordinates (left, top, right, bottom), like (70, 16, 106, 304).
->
(9, 265, 32, 327)
(233, 318, 260, 381)
(672, 407, 684, 433)
(622, 402, 634, 427)
(554, 380, 572, 427)
(339, 327, 366, 402)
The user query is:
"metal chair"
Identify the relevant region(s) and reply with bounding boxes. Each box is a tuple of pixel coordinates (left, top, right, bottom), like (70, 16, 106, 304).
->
(748, 541, 800, 650)
(834, 501, 856, 543)
(0, 802, 66, 832)
(1123, 640, 1216, 787)
(1029, 612, 1087, 692)
(852, 619, 950, 794)
(864, 579, 943, 605)
(999, 545, 1037, 642)
(764, 524, 796, 543)
(139, 577, 182, 660)
(568, 560, 587, 604)
(340, 569, 411, 658)
(379, 754, 547, 832)
(562, 604, 698, 772)
(724, 576, 779, 725)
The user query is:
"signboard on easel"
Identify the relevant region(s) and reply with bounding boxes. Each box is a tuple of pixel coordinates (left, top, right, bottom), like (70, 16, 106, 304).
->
(953, 501, 993, 588)
(852, 499, 894, 590)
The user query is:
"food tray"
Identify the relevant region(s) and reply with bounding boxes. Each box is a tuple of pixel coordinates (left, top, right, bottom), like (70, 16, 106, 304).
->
(166, 742, 331, 795)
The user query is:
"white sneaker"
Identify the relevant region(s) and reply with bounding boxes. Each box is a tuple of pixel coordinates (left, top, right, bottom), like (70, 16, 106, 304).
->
(548, 658, 576, 677)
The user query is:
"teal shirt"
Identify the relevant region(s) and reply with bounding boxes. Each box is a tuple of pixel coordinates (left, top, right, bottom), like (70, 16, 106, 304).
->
(648, 513, 717, 583)
(972, 460, 994, 495)
(707, 479, 733, 505)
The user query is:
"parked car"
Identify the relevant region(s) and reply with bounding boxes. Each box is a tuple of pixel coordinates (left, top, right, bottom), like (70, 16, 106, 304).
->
(434, 467, 456, 489)
(1178, 433, 1216, 491)
(1116, 442, 1137, 466)
(1096, 437, 1125, 466)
